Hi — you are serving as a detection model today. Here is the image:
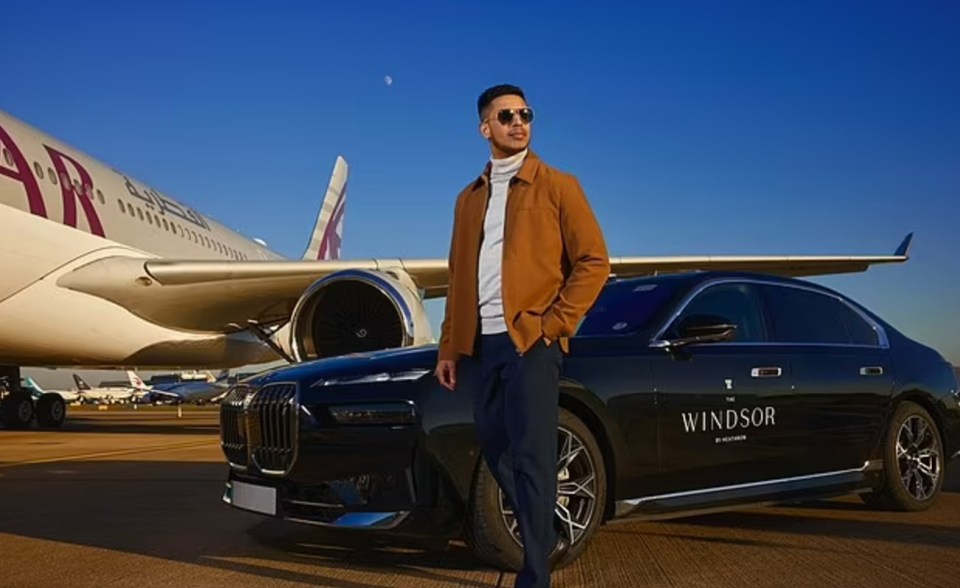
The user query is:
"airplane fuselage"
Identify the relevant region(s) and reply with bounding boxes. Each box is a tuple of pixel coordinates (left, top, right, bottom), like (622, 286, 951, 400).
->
(0, 110, 286, 368)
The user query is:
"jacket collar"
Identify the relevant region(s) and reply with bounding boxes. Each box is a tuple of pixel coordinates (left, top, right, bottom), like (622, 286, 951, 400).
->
(474, 149, 541, 188)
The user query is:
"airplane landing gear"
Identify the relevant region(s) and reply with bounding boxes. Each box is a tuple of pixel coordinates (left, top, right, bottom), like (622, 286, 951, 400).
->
(36, 393, 65, 428)
(0, 365, 67, 429)
(0, 392, 34, 429)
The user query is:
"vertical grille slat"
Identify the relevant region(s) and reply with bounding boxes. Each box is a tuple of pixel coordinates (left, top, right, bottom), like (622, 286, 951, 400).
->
(251, 383, 298, 474)
(219, 383, 298, 475)
(219, 385, 251, 467)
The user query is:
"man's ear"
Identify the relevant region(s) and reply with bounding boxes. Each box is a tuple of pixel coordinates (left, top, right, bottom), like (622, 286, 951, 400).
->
(479, 120, 491, 140)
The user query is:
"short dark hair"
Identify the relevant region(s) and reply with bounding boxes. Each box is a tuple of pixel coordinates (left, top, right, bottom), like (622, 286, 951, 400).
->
(477, 84, 526, 120)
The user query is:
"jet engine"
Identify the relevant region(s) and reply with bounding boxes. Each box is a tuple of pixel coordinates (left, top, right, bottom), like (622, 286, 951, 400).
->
(287, 269, 433, 362)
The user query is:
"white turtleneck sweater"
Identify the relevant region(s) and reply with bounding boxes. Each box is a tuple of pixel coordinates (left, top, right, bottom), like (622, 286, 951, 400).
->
(478, 148, 527, 334)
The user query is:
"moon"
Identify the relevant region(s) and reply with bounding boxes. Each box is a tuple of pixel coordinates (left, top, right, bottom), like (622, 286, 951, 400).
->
(384, 75, 393, 86)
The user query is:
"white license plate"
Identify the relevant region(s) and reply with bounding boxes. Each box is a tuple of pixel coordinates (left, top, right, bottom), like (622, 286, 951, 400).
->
(232, 481, 277, 516)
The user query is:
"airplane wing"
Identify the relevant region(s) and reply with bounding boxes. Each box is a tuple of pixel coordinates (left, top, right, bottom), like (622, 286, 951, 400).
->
(56, 233, 913, 333)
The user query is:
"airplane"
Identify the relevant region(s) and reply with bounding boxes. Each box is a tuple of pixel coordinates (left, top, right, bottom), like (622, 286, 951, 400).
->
(146, 369, 235, 405)
(0, 108, 913, 429)
(72, 373, 138, 404)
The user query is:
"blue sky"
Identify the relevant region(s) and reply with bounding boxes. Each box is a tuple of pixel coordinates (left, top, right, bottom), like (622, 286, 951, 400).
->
(5, 1, 959, 364)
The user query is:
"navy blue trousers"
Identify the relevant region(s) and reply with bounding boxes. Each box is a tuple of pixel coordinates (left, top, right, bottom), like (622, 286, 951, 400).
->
(461, 332, 563, 588)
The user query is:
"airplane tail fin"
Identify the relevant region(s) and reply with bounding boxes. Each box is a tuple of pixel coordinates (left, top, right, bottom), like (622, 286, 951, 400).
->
(126, 370, 148, 390)
(302, 156, 348, 261)
(73, 374, 91, 391)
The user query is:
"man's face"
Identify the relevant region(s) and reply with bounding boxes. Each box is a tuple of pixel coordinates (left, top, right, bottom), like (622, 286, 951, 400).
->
(480, 94, 533, 157)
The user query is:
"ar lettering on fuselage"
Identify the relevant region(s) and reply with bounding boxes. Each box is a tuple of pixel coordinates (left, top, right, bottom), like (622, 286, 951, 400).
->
(0, 123, 105, 237)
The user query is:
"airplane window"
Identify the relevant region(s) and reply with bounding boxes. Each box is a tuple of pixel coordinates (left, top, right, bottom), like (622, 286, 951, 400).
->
(1, 147, 11, 166)
(118, 200, 126, 213)
(60, 173, 69, 188)
(97, 190, 105, 204)
(162, 218, 169, 231)
(129, 205, 135, 217)
(49, 168, 58, 184)
(177, 225, 183, 237)
(83, 184, 93, 200)
(33, 162, 44, 179)
(73, 179, 82, 194)
(137, 208, 144, 221)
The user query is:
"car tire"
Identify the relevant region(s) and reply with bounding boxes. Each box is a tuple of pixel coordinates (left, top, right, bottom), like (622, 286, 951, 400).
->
(862, 400, 944, 511)
(464, 407, 607, 572)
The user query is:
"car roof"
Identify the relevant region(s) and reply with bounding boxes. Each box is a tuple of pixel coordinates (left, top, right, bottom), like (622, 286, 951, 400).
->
(610, 270, 833, 293)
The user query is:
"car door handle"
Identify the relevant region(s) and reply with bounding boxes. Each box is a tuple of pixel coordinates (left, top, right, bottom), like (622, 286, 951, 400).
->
(860, 366, 884, 376)
(751, 367, 782, 378)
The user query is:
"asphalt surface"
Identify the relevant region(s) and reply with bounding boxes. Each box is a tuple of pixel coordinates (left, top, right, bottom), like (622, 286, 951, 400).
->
(1, 407, 958, 588)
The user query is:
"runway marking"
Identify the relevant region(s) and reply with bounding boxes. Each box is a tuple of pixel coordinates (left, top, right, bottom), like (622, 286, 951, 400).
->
(0, 439, 218, 469)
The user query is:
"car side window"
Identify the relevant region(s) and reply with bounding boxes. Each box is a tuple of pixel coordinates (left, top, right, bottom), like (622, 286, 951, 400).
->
(760, 285, 879, 346)
(664, 283, 767, 343)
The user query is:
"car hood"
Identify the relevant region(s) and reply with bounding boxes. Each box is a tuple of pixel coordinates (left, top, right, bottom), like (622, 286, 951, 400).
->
(246, 344, 440, 388)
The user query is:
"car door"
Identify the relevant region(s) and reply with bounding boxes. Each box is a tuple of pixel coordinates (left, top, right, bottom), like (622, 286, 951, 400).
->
(651, 280, 801, 494)
(757, 282, 894, 474)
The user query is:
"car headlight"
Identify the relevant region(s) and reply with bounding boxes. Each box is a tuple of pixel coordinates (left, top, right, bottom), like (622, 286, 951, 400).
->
(310, 369, 430, 388)
(327, 401, 418, 425)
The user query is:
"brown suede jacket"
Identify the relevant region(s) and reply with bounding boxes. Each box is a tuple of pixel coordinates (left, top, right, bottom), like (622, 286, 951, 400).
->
(438, 150, 610, 360)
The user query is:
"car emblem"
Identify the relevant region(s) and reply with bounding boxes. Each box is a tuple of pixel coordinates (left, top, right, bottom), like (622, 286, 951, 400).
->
(724, 379, 733, 390)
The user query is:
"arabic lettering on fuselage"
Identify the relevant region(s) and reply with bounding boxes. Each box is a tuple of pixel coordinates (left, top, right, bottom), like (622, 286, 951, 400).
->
(118, 171, 210, 231)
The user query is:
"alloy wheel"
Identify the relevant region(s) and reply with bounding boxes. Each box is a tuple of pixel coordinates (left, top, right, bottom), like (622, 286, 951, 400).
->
(498, 425, 598, 548)
(896, 414, 941, 501)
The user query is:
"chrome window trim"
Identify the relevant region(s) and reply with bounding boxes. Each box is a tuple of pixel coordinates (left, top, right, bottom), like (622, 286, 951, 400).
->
(649, 277, 889, 349)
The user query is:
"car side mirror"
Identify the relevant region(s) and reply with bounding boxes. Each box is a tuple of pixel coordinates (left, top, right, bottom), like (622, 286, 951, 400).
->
(654, 314, 737, 349)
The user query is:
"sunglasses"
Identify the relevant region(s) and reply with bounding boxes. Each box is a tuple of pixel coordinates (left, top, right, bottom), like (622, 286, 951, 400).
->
(493, 107, 535, 125)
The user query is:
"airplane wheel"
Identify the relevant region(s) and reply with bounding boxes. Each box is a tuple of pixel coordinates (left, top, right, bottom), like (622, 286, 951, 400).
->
(1, 392, 35, 429)
(36, 393, 66, 428)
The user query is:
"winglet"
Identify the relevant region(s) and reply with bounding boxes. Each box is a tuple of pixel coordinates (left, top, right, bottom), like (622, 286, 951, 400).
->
(894, 232, 914, 257)
(302, 156, 348, 261)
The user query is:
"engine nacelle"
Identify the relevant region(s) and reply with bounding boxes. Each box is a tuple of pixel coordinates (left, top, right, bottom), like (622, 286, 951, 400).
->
(288, 269, 433, 363)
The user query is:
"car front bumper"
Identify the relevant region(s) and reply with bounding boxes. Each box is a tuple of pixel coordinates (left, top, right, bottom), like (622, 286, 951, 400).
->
(218, 381, 464, 537)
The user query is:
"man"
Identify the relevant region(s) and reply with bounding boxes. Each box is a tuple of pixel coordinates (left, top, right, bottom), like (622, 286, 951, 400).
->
(434, 84, 610, 588)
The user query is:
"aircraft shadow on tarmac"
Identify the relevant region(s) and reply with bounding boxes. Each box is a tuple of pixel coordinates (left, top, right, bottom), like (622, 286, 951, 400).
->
(0, 460, 497, 588)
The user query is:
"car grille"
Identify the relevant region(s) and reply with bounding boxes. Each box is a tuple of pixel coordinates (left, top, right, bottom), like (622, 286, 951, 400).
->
(219, 383, 299, 475)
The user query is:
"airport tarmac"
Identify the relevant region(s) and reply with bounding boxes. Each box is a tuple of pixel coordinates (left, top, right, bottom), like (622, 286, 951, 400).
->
(1, 407, 958, 588)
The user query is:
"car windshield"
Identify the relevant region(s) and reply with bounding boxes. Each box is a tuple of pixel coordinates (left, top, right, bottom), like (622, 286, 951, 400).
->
(576, 277, 687, 336)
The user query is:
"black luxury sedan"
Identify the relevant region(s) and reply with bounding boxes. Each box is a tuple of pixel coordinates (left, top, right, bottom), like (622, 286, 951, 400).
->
(218, 271, 960, 572)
